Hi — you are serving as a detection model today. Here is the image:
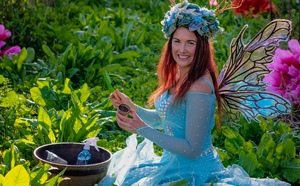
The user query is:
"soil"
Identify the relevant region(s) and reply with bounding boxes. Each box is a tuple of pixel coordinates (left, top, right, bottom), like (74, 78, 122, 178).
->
(119, 104, 130, 112)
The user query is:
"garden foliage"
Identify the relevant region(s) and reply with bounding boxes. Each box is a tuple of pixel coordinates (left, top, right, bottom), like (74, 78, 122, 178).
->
(0, 0, 299, 185)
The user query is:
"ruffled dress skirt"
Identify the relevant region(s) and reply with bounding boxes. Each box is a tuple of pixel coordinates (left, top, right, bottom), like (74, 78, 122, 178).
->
(98, 134, 290, 186)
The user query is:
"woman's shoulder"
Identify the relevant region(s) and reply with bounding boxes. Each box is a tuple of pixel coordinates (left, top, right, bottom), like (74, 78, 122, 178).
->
(188, 73, 213, 94)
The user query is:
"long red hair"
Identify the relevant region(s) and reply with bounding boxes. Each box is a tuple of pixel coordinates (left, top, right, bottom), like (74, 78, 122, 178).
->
(148, 30, 222, 132)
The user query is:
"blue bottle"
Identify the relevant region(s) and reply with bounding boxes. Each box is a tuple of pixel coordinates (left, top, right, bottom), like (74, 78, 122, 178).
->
(75, 137, 99, 165)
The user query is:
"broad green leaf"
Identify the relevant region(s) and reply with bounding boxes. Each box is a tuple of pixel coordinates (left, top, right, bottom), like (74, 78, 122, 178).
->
(276, 138, 295, 161)
(17, 47, 27, 72)
(103, 70, 114, 92)
(240, 141, 254, 154)
(62, 78, 72, 94)
(25, 47, 35, 63)
(42, 45, 56, 61)
(38, 107, 56, 143)
(222, 126, 240, 139)
(0, 174, 4, 183)
(3, 165, 30, 186)
(278, 158, 300, 182)
(238, 150, 246, 167)
(67, 68, 80, 79)
(30, 162, 51, 184)
(30, 87, 46, 107)
(168, 179, 189, 186)
(225, 136, 245, 155)
(74, 115, 100, 142)
(253, 167, 264, 178)
(257, 133, 275, 158)
(80, 83, 91, 103)
(100, 64, 121, 72)
(242, 153, 258, 177)
(0, 75, 4, 84)
(214, 147, 232, 162)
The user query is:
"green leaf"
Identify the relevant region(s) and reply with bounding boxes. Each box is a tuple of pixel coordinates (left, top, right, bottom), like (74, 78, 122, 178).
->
(135, 29, 145, 45)
(30, 87, 46, 107)
(62, 78, 72, 94)
(242, 153, 258, 177)
(42, 45, 55, 60)
(25, 47, 35, 63)
(257, 133, 275, 158)
(0, 75, 4, 84)
(225, 137, 245, 155)
(238, 150, 246, 167)
(279, 158, 300, 182)
(214, 147, 232, 162)
(44, 167, 67, 186)
(17, 47, 27, 72)
(67, 68, 80, 79)
(38, 107, 56, 143)
(30, 162, 51, 185)
(168, 179, 189, 186)
(80, 83, 91, 103)
(276, 138, 296, 161)
(103, 70, 114, 92)
(3, 165, 30, 186)
(240, 141, 254, 154)
(123, 21, 134, 48)
(222, 126, 240, 139)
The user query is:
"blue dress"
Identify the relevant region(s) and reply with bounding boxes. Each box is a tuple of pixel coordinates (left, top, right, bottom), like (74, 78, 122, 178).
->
(99, 78, 291, 186)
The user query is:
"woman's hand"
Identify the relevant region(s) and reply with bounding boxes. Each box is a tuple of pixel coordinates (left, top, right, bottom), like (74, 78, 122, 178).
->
(109, 89, 137, 111)
(116, 110, 147, 134)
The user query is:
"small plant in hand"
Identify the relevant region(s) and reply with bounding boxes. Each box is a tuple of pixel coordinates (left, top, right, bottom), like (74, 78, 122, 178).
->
(103, 70, 130, 116)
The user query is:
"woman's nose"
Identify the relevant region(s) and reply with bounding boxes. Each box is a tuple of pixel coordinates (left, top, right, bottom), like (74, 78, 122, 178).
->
(179, 43, 186, 52)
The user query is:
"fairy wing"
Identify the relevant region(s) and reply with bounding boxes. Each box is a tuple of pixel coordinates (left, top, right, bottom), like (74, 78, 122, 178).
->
(218, 19, 292, 123)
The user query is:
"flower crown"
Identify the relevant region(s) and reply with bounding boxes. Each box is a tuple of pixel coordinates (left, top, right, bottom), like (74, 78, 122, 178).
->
(161, 0, 242, 39)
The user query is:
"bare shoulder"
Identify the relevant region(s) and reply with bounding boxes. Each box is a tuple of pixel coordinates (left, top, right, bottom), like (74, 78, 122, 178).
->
(188, 73, 214, 94)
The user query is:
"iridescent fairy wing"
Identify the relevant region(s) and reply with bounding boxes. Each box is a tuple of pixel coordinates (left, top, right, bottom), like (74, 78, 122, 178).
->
(218, 19, 292, 123)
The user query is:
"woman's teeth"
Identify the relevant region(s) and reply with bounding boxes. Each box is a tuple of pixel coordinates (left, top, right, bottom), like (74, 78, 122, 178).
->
(179, 55, 189, 59)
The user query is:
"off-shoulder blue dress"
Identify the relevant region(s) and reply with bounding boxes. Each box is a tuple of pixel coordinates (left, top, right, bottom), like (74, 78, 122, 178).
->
(99, 78, 290, 186)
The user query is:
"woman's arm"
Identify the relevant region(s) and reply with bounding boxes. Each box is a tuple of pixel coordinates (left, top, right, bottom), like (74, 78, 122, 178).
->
(135, 105, 163, 130)
(136, 93, 214, 159)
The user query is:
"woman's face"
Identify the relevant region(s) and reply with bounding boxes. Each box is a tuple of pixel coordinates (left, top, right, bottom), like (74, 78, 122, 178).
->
(171, 27, 197, 69)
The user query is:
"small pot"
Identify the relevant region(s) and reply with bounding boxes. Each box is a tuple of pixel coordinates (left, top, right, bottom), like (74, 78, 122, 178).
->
(117, 104, 130, 116)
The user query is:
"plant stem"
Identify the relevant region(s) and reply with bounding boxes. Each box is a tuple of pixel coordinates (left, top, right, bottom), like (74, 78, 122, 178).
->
(288, 0, 291, 20)
(281, 0, 285, 18)
(270, 0, 273, 20)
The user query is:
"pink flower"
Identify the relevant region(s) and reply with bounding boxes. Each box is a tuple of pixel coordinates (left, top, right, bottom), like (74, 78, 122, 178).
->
(263, 39, 300, 105)
(210, 0, 218, 6)
(0, 46, 21, 59)
(0, 41, 5, 49)
(0, 25, 11, 41)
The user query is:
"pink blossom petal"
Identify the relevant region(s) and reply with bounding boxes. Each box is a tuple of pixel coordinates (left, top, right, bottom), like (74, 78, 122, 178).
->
(288, 39, 300, 54)
(276, 48, 300, 69)
(269, 55, 289, 73)
(288, 65, 299, 77)
(0, 46, 21, 58)
(0, 25, 11, 41)
(263, 71, 289, 86)
(0, 41, 5, 49)
(210, 0, 218, 6)
(266, 86, 285, 96)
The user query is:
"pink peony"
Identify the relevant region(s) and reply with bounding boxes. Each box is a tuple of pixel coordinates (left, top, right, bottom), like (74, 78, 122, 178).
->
(0, 46, 21, 59)
(263, 39, 300, 105)
(210, 0, 218, 6)
(0, 25, 11, 41)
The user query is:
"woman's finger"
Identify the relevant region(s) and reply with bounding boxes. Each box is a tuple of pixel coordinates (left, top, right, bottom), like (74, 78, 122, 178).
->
(116, 112, 133, 124)
(116, 115, 136, 129)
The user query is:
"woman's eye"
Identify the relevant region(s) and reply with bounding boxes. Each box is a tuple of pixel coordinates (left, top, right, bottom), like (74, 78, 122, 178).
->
(174, 40, 179, 43)
(188, 42, 194, 45)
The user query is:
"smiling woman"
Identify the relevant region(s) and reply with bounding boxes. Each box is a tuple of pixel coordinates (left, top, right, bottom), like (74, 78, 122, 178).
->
(99, 0, 292, 186)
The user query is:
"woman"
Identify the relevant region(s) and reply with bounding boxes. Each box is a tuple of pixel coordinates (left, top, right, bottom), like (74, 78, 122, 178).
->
(99, 1, 291, 185)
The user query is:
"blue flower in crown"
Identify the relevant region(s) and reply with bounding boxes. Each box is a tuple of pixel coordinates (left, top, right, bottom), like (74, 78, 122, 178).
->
(161, 0, 224, 40)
